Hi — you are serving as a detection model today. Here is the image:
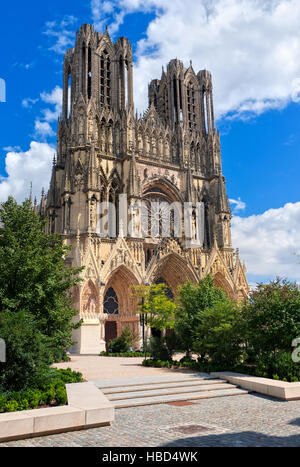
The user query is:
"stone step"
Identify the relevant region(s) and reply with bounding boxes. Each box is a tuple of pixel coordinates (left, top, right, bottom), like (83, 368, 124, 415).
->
(94, 373, 214, 390)
(112, 387, 250, 408)
(102, 378, 224, 395)
(107, 383, 237, 401)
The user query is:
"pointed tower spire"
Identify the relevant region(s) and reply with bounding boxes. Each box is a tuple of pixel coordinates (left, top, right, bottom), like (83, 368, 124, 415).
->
(33, 196, 38, 214)
(87, 144, 97, 190)
(47, 156, 58, 208)
(29, 182, 33, 204)
(216, 174, 231, 214)
(39, 187, 45, 216)
(127, 152, 139, 198)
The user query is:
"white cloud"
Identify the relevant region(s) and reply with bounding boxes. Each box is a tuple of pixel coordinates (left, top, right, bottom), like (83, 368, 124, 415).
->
(43, 15, 78, 55)
(3, 146, 21, 152)
(40, 86, 63, 123)
(231, 202, 300, 282)
(90, 0, 300, 118)
(0, 142, 55, 203)
(34, 120, 55, 137)
(230, 197, 246, 212)
(23, 86, 63, 138)
(22, 97, 38, 108)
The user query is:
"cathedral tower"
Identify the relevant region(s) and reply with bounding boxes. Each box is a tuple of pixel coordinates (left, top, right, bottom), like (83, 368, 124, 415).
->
(45, 24, 249, 354)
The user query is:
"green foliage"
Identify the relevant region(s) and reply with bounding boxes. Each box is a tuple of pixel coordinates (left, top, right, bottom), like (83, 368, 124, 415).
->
(254, 351, 300, 381)
(133, 283, 177, 331)
(148, 336, 171, 361)
(242, 278, 300, 362)
(0, 197, 83, 390)
(176, 275, 242, 366)
(192, 301, 244, 367)
(142, 358, 174, 368)
(143, 277, 300, 382)
(0, 368, 83, 413)
(108, 325, 138, 353)
(100, 351, 149, 357)
(0, 310, 49, 391)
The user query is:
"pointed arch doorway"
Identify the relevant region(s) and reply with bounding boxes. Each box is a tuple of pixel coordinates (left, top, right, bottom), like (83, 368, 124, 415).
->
(103, 286, 119, 350)
(104, 321, 117, 350)
(102, 266, 140, 349)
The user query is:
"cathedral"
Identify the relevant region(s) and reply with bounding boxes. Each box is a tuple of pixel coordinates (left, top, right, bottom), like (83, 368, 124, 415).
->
(42, 23, 249, 354)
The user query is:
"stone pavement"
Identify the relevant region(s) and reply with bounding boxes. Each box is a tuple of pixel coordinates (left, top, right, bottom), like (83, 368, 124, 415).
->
(3, 393, 300, 447)
(53, 355, 189, 381)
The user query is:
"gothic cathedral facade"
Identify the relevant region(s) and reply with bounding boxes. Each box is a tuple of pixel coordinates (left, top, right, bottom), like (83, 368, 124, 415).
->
(43, 23, 249, 354)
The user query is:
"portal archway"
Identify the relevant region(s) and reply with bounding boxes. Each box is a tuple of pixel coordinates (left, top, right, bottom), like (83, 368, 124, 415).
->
(213, 272, 235, 300)
(103, 266, 140, 343)
(152, 253, 197, 297)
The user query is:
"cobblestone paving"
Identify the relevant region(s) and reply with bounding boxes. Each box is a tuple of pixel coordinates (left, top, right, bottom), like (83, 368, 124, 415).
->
(2, 393, 300, 447)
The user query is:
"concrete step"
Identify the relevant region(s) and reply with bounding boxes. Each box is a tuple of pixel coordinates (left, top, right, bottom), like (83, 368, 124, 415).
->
(102, 378, 224, 395)
(107, 383, 236, 401)
(93, 373, 251, 409)
(112, 387, 250, 408)
(94, 373, 214, 390)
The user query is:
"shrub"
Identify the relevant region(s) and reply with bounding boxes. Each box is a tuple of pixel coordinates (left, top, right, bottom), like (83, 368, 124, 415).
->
(254, 351, 300, 382)
(108, 325, 138, 353)
(0, 367, 83, 413)
(242, 279, 300, 362)
(0, 310, 49, 392)
(148, 336, 171, 361)
(3, 400, 19, 412)
(100, 351, 149, 357)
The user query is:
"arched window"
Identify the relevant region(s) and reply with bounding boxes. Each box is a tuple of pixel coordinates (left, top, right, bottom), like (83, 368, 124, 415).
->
(100, 50, 111, 107)
(108, 178, 121, 236)
(81, 45, 86, 95)
(87, 44, 92, 99)
(187, 81, 196, 130)
(155, 278, 174, 299)
(104, 287, 119, 315)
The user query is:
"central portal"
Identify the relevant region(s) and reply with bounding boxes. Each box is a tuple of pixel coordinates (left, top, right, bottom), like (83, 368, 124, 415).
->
(105, 321, 117, 350)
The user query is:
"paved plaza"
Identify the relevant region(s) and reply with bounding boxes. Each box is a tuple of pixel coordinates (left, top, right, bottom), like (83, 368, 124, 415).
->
(2, 392, 300, 447)
(2, 356, 300, 447)
(53, 354, 189, 381)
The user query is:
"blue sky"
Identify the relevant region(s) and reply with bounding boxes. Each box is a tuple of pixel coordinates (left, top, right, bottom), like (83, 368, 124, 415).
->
(1, 0, 300, 285)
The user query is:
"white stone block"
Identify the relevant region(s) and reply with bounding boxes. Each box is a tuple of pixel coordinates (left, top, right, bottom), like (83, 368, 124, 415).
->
(77, 323, 106, 354)
(24, 406, 85, 435)
(0, 412, 34, 441)
(66, 382, 114, 426)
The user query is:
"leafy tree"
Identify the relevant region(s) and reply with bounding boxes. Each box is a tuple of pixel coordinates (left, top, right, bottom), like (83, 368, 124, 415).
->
(192, 301, 244, 366)
(0, 310, 48, 391)
(242, 278, 300, 363)
(0, 197, 83, 389)
(176, 275, 230, 357)
(132, 283, 177, 331)
(132, 283, 178, 360)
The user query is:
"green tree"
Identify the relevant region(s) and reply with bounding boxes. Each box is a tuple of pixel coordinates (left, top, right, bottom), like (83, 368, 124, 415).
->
(176, 275, 231, 357)
(0, 197, 83, 389)
(242, 278, 300, 363)
(133, 283, 177, 331)
(192, 301, 243, 367)
(0, 310, 48, 391)
(133, 283, 178, 360)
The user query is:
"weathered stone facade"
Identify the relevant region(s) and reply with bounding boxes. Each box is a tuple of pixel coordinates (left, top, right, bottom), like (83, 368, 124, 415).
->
(42, 23, 249, 354)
